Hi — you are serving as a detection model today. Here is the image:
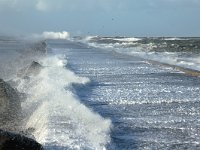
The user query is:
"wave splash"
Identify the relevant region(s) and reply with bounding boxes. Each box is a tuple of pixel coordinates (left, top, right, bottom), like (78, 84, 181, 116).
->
(32, 31, 70, 40)
(17, 54, 111, 149)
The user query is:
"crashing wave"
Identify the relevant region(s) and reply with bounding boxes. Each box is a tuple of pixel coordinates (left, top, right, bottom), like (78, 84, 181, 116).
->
(32, 31, 70, 40)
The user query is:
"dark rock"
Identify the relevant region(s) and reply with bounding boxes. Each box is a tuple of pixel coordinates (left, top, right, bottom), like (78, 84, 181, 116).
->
(27, 61, 43, 76)
(30, 41, 47, 54)
(0, 79, 21, 119)
(0, 129, 43, 150)
(17, 61, 43, 78)
(20, 128, 36, 140)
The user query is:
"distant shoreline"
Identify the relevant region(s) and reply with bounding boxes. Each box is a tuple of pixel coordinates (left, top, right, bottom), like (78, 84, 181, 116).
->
(149, 60, 200, 77)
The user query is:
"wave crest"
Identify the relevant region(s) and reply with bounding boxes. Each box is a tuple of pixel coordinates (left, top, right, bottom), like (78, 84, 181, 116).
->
(33, 31, 70, 40)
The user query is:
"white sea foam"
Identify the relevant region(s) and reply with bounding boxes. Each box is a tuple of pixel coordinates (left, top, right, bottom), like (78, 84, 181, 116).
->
(129, 51, 200, 71)
(125, 50, 200, 71)
(32, 31, 70, 40)
(164, 37, 188, 41)
(113, 37, 141, 42)
(42, 31, 70, 39)
(17, 54, 111, 149)
(85, 39, 200, 72)
(84, 36, 98, 41)
(84, 36, 140, 43)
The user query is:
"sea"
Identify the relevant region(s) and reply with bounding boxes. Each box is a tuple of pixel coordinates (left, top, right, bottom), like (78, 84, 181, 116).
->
(0, 35, 200, 150)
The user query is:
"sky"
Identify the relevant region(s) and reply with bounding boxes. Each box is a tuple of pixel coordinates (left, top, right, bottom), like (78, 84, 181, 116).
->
(0, 0, 200, 37)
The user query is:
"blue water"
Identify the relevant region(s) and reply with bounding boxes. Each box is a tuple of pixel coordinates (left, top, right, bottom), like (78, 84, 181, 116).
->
(46, 40, 200, 149)
(1, 38, 200, 149)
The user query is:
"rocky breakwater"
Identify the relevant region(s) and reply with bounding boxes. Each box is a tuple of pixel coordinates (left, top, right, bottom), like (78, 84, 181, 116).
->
(0, 40, 45, 150)
(0, 129, 43, 150)
(0, 79, 21, 117)
(29, 41, 47, 55)
(17, 61, 43, 78)
(0, 61, 44, 149)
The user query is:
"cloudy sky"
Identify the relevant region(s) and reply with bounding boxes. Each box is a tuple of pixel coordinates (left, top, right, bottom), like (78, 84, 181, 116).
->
(0, 0, 200, 36)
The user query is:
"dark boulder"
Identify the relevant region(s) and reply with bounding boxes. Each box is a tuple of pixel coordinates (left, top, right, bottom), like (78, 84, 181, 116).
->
(17, 61, 43, 78)
(0, 129, 43, 150)
(30, 41, 47, 54)
(27, 61, 43, 76)
(0, 79, 21, 119)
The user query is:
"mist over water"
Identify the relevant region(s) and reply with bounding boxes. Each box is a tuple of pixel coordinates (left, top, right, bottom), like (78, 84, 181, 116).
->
(0, 38, 46, 80)
(32, 31, 70, 40)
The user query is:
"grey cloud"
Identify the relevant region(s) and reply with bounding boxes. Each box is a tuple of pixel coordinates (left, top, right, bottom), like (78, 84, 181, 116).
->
(0, 0, 130, 12)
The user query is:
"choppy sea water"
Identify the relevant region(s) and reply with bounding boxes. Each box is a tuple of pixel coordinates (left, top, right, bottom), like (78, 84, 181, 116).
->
(0, 37, 200, 149)
(47, 39, 200, 149)
(80, 36, 200, 71)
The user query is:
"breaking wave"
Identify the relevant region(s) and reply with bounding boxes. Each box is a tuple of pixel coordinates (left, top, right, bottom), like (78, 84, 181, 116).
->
(17, 52, 111, 149)
(32, 31, 70, 40)
(80, 36, 200, 72)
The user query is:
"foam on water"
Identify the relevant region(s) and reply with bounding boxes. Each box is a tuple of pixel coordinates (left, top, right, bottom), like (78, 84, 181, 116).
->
(164, 37, 189, 41)
(17, 54, 111, 149)
(82, 37, 200, 72)
(62, 41, 200, 149)
(112, 37, 141, 42)
(127, 51, 200, 71)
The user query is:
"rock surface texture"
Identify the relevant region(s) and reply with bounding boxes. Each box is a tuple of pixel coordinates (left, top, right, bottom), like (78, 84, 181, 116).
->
(0, 129, 43, 150)
(0, 61, 44, 149)
(17, 61, 43, 78)
(0, 79, 21, 118)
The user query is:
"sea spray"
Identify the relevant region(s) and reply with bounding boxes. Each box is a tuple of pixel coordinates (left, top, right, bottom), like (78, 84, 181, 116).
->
(17, 55, 112, 149)
(32, 31, 70, 40)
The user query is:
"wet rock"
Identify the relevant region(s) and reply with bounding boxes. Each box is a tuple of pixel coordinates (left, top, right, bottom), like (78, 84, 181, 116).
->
(30, 41, 47, 54)
(0, 79, 21, 119)
(0, 129, 43, 150)
(26, 61, 43, 76)
(17, 61, 43, 78)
